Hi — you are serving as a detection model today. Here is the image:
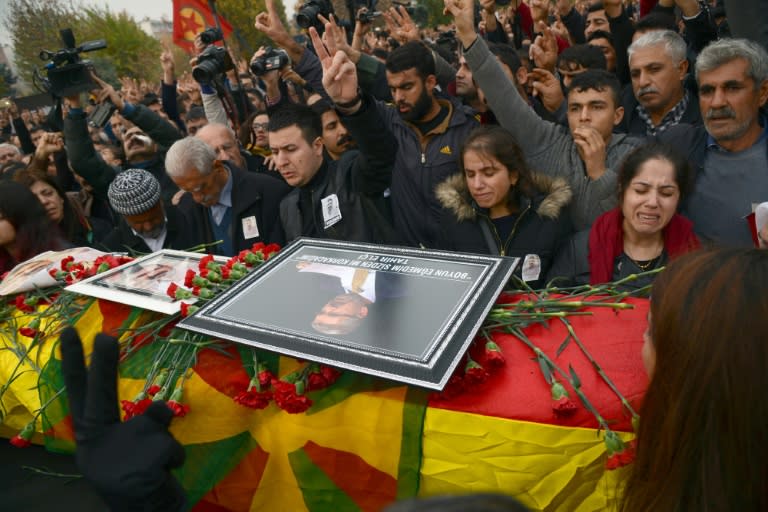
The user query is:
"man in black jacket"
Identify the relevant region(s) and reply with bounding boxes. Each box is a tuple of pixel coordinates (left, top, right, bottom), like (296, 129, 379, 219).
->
(102, 169, 196, 254)
(164, 137, 290, 256)
(269, 27, 400, 245)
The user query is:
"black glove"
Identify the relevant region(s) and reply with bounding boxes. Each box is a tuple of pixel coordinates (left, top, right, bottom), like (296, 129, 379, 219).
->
(60, 327, 187, 512)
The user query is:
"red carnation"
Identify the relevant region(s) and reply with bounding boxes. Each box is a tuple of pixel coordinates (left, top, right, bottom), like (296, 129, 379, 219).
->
(9, 434, 32, 448)
(198, 254, 214, 271)
(166, 283, 179, 299)
(464, 358, 488, 385)
(121, 397, 152, 420)
(60, 255, 75, 270)
(257, 370, 274, 388)
(251, 242, 265, 253)
(18, 326, 39, 338)
(14, 295, 34, 313)
(604, 431, 635, 470)
(273, 380, 312, 413)
(167, 400, 190, 417)
(439, 373, 466, 399)
(483, 340, 505, 369)
(233, 389, 273, 409)
(9, 422, 35, 448)
(184, 270, 196, 287)
(319, 366, 341, 385)
(179, 302, 199, 318)
(551, 381, 578, 418)
(147, 384, 162, 396)
(553, 396, 578, 418)
(263, 243, 281, 258)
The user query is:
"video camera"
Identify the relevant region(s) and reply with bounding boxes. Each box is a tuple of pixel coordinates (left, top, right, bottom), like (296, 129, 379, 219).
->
(37, 29, 107, 97)
(357, 9, 382, 23)
(192, 37, 234, 85)
(296, 0, 334, 30)
(250, 47, 290, 76)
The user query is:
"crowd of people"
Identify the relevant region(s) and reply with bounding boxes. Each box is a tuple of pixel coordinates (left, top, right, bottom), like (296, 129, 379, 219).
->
(3, 0, 768, 509)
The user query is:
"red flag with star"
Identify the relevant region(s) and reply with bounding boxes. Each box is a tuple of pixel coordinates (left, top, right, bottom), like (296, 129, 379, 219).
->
(173, 0, 233, 53)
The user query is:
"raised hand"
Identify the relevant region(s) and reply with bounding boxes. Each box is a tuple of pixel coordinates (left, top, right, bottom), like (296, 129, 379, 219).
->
(572, 126, 607, 180)
(383, 6, 420, 44)
(93, 74, 126, 111)
(529, 22, 558, 73)
(529, 68, 565, 113)
(254, 0, 291, 46)
(308, 26, 359, 107)
(60, 327, 187, 512)
(442, 0, 477, 49)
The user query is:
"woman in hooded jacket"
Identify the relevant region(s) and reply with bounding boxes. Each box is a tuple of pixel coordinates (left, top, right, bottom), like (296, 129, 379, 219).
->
(435, 125, 573, 289)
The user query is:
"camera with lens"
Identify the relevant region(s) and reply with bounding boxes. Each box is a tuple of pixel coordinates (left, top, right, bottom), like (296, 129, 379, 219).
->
(357, 9, 382, 23)
(37, 28, 107, 97)
(199, 27, 223, 45)
(88, 100, 117, 128)
(250, 46, 290, 76)
(192, 44, 234, 85)
(296, 0, 334, 30)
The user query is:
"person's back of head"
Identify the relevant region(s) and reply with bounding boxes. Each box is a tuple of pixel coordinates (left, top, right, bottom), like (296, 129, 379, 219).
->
(489, 43, 523, 75)
(633, 12, 678, 40)
(558, 44, 608, 72)
(384, 493, 530, 512)
(622, 247, 768, 512)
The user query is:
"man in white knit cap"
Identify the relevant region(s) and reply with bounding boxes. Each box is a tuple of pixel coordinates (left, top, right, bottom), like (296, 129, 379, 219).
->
(102, 168, 196, 254)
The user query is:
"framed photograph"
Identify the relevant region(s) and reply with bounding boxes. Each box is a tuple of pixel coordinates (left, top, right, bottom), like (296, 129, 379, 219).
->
(65, 250, 227, 315)
(179, 239, 518, 390)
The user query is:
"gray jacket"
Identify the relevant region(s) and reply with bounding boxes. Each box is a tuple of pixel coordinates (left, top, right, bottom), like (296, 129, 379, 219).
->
(463, 37, 645, 230)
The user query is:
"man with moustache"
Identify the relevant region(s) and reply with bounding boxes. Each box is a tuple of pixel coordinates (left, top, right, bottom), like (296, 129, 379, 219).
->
(620, 30, 702, 136)
(660, 38, 768, 246)
(309, 99, 357, 161)
(64, 76, 183, 203)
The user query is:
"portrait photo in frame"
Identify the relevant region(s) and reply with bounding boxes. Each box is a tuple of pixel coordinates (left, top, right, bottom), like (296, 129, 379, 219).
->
(179, 239, 518, 390)
(65, 250, 228, 315)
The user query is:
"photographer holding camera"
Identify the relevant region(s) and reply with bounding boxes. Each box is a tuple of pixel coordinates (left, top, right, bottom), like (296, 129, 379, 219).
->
(64, 74, 184, 203)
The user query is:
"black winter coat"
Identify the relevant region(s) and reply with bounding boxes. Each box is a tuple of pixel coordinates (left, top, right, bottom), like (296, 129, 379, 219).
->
(435, 173, 573, 289)
(178, 164, 290, 256)
(100, 206, 197, 255)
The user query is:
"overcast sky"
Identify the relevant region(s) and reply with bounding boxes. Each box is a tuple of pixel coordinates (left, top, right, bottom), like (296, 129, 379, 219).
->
(0, 0, 298, 46)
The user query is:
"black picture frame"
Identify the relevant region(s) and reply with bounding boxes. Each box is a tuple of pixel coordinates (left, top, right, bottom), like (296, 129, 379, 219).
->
(179, 239, 518, 390)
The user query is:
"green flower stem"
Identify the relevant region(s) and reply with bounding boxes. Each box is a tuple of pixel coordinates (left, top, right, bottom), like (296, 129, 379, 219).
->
(510, 326, 611, 432)
(560, 318, 639, 420)
(182, 240, 224, 253)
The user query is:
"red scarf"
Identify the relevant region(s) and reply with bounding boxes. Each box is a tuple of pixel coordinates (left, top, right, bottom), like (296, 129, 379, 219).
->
(588, 208, 700, 284)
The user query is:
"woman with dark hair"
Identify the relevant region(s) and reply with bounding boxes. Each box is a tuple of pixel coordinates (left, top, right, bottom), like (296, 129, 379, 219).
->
(622, 247, 768, 511)
(435, 125, 573, 288)
(237, 111, 270, 156)
(14, 169, 110, 248)
(548, 142, 700, 291)
(0, 181, 64, 274)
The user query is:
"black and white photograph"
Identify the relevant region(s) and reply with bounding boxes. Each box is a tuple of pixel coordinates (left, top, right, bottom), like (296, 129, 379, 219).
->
(180, 239, 517, 389)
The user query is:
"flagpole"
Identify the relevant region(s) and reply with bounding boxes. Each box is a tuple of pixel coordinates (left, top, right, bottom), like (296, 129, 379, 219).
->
(206, 0, 248, 127)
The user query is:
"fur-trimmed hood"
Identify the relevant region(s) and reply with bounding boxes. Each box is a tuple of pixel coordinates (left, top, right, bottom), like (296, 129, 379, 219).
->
(435, 172, 573, 222)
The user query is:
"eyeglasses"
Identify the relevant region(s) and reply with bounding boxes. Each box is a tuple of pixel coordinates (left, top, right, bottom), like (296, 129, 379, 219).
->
(252, 123, 268, 131)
